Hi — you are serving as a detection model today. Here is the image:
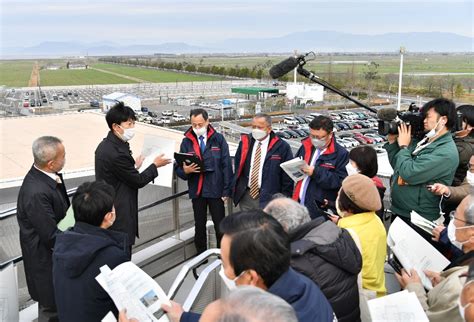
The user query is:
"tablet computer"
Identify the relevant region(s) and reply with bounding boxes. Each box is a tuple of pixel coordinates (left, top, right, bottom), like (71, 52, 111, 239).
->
(174, 152, 205, 172)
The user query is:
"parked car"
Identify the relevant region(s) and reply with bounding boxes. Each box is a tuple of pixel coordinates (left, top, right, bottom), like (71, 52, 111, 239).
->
(293, 129, 307, 137)
(283, 116, 299, 125)
(162, 110, 173, 116)
(90, 100, 100, 107)
(294, 116, 307, 124)
(141, 106, 149, 113)
(338, 138, 353, 149)
(148, 111, 158, 118)
(173, 114, 186, 122)
(353, 132, 374, 144)
(283, 129, 299, 138)
(276, 131, 291, 139)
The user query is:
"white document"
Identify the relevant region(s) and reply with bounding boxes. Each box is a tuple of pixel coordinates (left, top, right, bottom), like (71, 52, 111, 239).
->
(279, 157, 308, 182)
(410, 211, 437, 236)
(387, 217, 450, 290)
(138, 135, 175, 188)
(0, 263, 19, 322)
(96, 262, 170, 322)
(368, 290, 428, 322)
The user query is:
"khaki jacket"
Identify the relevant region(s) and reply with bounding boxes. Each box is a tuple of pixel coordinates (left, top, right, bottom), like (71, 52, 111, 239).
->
(406, 266, 467, 322)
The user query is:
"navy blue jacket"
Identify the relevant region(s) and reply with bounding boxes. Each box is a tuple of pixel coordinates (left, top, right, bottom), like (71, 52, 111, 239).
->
(176, 125, 232, 199)
(180, 268, 334, 322)
(233, 132, 293, 207)
(293, 137, 348, 219)
(53, 222, 129, 322)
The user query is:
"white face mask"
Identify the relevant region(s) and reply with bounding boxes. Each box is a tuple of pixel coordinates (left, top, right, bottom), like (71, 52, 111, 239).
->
(346, 162, 359, 176)
(335, 197, 346, 218)
(458, 297, 471, 320)
(311, 138, 326, 149)
(466, 171, 474, 186)
(447, 219, 472, 250)
(219, 266, 243, 291)
(118, 125, 135, 142)
(193, 126, 207, 137)
(425, 118, 444, 139)
(252, 128, 268, 141)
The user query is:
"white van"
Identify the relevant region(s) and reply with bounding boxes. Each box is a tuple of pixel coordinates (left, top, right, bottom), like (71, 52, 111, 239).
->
(283, 116, 299, 125)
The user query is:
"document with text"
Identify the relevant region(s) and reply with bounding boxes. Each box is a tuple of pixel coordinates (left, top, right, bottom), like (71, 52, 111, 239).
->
(387, 217, 450, 290)
(368, 290, 428, 322)
(96, 261, 170, 322)
(138, 135, 175, 188)
(280, 157, 308, 182)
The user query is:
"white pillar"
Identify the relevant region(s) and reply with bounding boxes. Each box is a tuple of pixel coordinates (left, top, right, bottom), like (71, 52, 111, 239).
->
(397, 46, 406, 111)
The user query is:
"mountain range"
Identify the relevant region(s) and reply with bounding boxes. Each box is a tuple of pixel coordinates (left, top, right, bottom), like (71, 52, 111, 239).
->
(2, 31, 472, 58)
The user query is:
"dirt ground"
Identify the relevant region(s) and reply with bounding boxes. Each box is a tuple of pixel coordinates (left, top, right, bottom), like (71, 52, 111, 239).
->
(28, 62, 39, 87)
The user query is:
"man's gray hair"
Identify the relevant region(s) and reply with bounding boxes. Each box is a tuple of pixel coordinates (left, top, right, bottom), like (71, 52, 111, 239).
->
(254, 113, 272, 127)
(32, 136, 62, 167)
(264, 197, 311, 232)
(465, 194, 474, 224)
(218, 286, 297, 322)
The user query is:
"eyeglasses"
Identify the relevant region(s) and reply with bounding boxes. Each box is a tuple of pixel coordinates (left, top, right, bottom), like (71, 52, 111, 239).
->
(450, 211, 474, 226)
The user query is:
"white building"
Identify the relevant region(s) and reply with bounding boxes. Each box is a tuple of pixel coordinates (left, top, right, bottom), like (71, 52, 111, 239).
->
(102, 92, 141, 113)
(285, 83, 324, 103)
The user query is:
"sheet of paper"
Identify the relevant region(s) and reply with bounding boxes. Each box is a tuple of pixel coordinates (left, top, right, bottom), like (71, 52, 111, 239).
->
(96, 262, 170, 322)
(279, 157, 308, 182)
(368, 290, 428, 322)
(387, 217, 450, 290)
(410, 211, 436, 236)
(0, 263, 19, 322)
(138, 135, 175, 188)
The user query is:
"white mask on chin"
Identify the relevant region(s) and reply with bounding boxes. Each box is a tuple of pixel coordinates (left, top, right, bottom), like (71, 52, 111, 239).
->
(466, 171, 474, 186)
(425, 118, 444, 139)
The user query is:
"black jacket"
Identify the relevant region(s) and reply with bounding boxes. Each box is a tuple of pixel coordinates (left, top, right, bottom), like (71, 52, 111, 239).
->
(16, 166, 70, 308)
(95, 131, 158, 245)
(175, 125, 233, 199)
(290, 218, 362, 322)
(53, 222, 129, 322)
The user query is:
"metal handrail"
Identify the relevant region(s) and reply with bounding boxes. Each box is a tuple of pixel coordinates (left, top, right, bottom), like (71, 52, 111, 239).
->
(0, 185, 190, 269)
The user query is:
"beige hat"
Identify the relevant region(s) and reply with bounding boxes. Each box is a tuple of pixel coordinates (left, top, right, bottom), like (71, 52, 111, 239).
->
(341, 174, 382, 212)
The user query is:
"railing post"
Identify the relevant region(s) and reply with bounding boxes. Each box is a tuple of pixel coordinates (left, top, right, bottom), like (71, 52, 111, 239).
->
(172, 172, 181, 239)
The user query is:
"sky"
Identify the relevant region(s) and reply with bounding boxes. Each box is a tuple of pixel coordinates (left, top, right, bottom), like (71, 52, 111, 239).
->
(1, 0, 472, 48)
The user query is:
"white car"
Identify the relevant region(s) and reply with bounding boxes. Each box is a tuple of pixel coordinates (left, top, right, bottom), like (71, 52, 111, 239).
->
(162, 110, 173, 116)
(338, 138, 353, 149)
(283, 117, 299, 125)
(173, 114, 186, 122)
(364, 133, 385, 143)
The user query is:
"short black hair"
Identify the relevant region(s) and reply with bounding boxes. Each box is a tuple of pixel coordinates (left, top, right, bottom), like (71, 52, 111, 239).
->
(457, 105, 474, 127)
(105, 101, 136, 130)
(72, 181, 115, 226)
(219, 210, 290, 288)
(190, 108, 208, 121)
(421, 98, 457, 130)
(309, 115, 333, 133)
(349, 145, 378, 178)
(337, 189, 368, 214)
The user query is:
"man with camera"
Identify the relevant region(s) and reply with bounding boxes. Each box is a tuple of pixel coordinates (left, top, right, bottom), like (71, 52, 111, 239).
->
(384, 98, 459, 236)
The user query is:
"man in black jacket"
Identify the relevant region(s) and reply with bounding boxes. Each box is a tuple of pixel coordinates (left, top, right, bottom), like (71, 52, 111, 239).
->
(264, 197, 362, 322)
(95, 102, 171, 252)
(17, 136, 69, 322)
(53, 181, 129, 322)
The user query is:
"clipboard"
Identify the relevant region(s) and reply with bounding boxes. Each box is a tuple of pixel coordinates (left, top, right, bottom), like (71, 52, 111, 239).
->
(174, 152, 205, 172)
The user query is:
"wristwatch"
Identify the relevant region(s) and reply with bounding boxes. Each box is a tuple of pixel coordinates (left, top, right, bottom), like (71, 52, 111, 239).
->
(399, 145, 408, 149)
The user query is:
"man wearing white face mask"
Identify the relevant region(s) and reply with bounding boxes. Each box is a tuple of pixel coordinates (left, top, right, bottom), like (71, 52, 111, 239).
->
(233, 113, 293, 210)
(53, 181, 129, 322)
(396, 194, 474, 322)
(95, 102, 171, 254)
(384, 98, 459, 236)
(175, 108, 232, 254)
(293, 115, 349, 219)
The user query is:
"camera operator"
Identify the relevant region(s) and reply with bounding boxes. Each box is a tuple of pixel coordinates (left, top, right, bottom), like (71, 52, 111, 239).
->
(384, 98, 459, 239)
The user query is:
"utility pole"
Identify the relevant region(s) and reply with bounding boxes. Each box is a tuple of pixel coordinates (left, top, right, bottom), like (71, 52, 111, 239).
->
(397, 46, 405, 111)
(293, 49, 298, 84)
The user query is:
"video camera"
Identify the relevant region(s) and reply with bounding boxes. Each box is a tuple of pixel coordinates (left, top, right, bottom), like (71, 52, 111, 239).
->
(377, 108, 426, 139)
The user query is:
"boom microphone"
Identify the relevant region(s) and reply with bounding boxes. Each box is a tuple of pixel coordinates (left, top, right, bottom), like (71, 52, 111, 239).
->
(377, 107, 398, 121)
(269, 56, 302, 79)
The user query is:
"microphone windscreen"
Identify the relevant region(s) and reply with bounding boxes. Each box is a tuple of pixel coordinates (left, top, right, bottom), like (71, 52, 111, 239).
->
(377, 108, 398, 121)
(269, 57, 300, 79)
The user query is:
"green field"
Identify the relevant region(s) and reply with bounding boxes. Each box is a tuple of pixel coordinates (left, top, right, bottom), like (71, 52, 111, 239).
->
(93, 63, 222, 82)
(157, 53, 474, 74)
(39, 69, 137, 86)
(0, 60, 34, 87)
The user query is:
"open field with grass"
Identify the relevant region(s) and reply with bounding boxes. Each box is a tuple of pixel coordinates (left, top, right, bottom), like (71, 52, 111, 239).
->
(92, 63, 222, 82)
(0, 60, 35, 87)
(156, 53, 473, 74)
(39, 69, 136, 86)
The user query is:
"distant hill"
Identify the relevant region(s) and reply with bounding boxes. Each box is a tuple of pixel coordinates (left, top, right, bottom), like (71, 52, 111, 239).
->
(2, 31, 472, 57)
